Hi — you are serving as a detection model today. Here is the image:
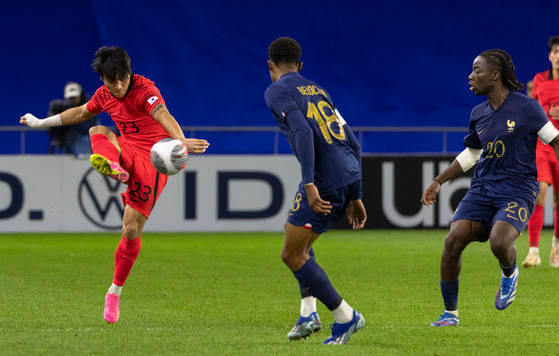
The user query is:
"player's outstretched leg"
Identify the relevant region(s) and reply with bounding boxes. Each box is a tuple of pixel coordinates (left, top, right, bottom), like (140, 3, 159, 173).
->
(104, 293, 120, 323)
(495, 265, 518, 310)
(322, 310, 365, 345)
(430, 311, 459, 326)
(90, 153, 129, 183)
(287, 312, 322, 341)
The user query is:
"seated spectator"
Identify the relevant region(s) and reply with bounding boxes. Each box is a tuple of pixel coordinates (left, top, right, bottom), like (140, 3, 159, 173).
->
(47, 82, 100, 155)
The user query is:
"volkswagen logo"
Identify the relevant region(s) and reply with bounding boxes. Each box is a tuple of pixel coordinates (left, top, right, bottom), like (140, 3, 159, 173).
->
(78, 168, 124, 230)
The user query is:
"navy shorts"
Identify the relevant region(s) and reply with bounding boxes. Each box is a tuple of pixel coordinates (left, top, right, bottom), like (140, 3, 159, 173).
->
(287, 181, 360, 233)
(452, 185, 536, 241)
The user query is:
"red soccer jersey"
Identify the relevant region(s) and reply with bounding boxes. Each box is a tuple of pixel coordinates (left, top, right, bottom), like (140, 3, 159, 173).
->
(87, 74, 171, 158)
(533, 69, 559, 129)
(533, 69, 559, 157)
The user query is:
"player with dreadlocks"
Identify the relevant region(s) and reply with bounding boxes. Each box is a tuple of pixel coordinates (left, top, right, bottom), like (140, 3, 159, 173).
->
(421, 49, 559, 326)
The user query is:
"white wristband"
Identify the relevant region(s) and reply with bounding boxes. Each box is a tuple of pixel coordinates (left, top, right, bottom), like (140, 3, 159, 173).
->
(456, 147, 482, 172)
(538, 121, 559, 145)
(42, 114, 62, 127)
(25, 113, 62, 128)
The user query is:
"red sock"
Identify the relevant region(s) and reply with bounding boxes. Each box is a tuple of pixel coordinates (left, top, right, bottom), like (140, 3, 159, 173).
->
(554, 208, 559, 238)
(91, 133, 119, 162)
(527, 205, 544, 248)
(113, 235, 141, 286)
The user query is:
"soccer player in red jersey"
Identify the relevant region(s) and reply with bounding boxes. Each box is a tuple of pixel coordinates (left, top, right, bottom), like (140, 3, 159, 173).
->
(20, 46, 210, 323)
(523, 36, 559, 268)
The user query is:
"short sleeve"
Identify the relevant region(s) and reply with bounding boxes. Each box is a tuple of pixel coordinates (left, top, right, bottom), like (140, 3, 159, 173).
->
(462, 108, 483, 149)
(86, 87, 105, 114)
(137, 85, 165, 115)
(529, 98, 550, 130)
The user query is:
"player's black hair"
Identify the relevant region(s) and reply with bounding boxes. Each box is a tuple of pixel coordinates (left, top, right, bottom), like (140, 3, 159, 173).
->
(479, 49, 524, 92)
(548, 35, 559, 52)
(91, 46, 132, 82)
(268, 37, 302, 65)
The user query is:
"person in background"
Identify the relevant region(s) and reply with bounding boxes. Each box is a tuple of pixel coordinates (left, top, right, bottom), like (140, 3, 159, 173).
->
(422, 49, 559, 326)
(523, 36, 559, 268)
(526, 80, 533, 98)
(47, 82, 100, 155)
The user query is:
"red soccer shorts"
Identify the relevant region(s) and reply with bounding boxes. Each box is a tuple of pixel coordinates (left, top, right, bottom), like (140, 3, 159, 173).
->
(117, 136, 169, 218)
(536, 143, 559, 187)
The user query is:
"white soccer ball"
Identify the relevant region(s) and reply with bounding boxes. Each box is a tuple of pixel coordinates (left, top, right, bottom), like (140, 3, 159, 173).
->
(150, 138, 188, 175)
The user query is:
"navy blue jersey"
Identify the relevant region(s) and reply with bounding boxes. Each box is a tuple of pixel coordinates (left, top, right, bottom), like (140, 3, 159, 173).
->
(464, 91, 549, 192)
(265, 72, 361, 193)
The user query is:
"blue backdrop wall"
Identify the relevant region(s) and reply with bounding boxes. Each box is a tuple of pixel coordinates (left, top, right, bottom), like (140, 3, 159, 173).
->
(2, 0, 558, 154)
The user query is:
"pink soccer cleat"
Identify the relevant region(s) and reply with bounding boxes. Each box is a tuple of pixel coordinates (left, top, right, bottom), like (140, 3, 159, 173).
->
(104, 293, 120, 323)
(90, 154, 129, 183)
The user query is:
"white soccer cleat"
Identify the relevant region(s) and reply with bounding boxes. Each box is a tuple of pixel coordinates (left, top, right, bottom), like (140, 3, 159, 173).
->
(550, 247, 559, 268)
(522, 252, 541, 268)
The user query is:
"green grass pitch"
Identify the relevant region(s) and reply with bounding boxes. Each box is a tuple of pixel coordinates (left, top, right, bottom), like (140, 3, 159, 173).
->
(1, 229, 558, 355)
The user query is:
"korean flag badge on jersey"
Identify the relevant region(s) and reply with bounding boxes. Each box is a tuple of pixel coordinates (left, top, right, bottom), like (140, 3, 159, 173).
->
(147, 96, 159, 105)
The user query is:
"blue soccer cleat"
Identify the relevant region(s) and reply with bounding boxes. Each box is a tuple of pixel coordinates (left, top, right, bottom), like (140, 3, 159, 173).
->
(430, 311, 459, 326)
(495, 265, 518, 310)
(322, 310, 365, 345)
(287, 312, 322, 341)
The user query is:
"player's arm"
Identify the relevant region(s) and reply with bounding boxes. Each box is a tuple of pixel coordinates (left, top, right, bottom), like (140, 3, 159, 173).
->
(284, 109, 332, 215)
(550, 106, 559, 120)
(421, 147, 481, 207)
(344, 124, 362, 195)
(539, 121, 559, 160)
(151, 103, 209, 154)
(550, 136, 559, 158)
(342, 124, 367, 229)
(20, 104, 95, 128)
(334, 107, 363, 199)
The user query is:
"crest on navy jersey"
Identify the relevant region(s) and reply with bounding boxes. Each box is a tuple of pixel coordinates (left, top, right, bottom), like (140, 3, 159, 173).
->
(507, 119, 515, 133)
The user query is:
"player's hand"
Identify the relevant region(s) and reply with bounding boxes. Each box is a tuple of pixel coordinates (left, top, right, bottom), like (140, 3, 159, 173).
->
(304, 183, 332, 215)
(20, 113, 40, 127)
(550, 106, 559, 120)
(421, 180, 441, 207)
(346, 199, 367, 230)
(182, 138, 210, 154)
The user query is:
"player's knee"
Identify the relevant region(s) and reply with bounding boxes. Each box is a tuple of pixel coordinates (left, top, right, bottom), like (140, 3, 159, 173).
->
(489, 238, 510, 255)
(281, 249, 299, 268)
(122, 224, 140, 239)
(280, 249, 291, 264)
(89, 125, 109, 137)
(443, 233, 466, 256)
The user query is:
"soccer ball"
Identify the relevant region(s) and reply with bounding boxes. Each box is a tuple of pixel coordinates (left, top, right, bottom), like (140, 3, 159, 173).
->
(150, 138, 188, 175)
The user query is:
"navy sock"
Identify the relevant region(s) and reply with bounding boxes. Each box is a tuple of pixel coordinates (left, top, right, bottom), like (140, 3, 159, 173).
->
(440, 280, 459, 311)
(298, 248, 315, 298)
(500, 259, 517, 277)
(293, 257, 342, 311)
